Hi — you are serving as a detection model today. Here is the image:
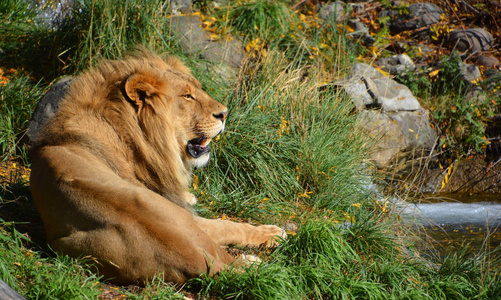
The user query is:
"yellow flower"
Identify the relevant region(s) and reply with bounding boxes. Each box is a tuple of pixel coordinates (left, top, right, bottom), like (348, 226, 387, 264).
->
(192, 174, 199, 190)
(278, 119, 290, 136)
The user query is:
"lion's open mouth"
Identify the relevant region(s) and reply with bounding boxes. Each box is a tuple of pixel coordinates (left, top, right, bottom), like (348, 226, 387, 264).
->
(187, 137, 212, 158)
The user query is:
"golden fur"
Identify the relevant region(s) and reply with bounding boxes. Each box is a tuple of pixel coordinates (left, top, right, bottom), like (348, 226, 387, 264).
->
(30, 49, 285, 284)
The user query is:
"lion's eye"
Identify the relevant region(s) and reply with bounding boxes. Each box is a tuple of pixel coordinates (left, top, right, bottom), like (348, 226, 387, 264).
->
(183, 94, 195, 101)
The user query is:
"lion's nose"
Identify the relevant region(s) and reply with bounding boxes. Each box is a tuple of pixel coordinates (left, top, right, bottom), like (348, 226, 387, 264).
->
(213, 110, 228, 122)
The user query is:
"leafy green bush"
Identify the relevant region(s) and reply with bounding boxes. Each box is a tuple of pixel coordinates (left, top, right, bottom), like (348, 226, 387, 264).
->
(396, 54, 495, 155)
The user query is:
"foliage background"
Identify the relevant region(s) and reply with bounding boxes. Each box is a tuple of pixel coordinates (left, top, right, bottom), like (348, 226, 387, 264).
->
(0, 0, 500, 299)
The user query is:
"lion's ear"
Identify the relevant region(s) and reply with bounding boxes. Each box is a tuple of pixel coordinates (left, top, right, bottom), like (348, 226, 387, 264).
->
(124, 73, 160, 107)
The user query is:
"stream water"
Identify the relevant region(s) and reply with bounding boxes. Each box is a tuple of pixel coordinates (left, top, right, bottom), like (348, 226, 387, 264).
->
(400, 194, 501, 257)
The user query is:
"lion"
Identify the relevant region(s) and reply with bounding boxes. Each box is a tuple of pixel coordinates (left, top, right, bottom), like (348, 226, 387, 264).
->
(29, 49, 286, 285)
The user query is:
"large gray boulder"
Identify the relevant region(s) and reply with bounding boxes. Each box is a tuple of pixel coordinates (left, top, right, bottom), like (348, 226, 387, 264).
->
(25, 77, 73, 148)
(335, 63, 437, 166)
(166, 15, 245, 82)
(336, 63, 421, 113)
(374, 54, 415, 76)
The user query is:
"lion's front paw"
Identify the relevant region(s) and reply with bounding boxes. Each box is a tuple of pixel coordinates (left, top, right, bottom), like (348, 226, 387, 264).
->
(256, 225, 287, 247)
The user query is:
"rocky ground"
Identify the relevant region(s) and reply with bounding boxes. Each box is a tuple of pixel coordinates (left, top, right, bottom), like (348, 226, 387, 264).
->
(336, 0, 501, 194)
(309, 0, 501, 194)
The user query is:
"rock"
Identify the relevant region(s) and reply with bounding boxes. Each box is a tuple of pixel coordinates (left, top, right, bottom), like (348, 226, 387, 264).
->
(348, 19, 368, 34)
(372, 77, 422, 112)
(484, 69, 501, 79)
(446, 28, 494, 55)
(417, 44, 435, 56)
(358, 109, 437, 166)
(347, 19, 374, 46)
(32, 0, 76, 29)
(357, 110, 407, 164)
(25, 77, 73, 148)
(388, 108, 437, 151)
(0, 280, 26, 300)
(163, 0, 192, 14)
(336, 64, 421, 112)
(359, 34, 376, 46)
(475, 55, 500, 69)
(351, 63, 385, 80)
(346, 3, 365, 14)
(166, 15, 245, 79)
(318, 1, 345, 22)
(335, 221, 355, 232)
(375, 54, 415, 76)
(459, 61, 481, 83)
(379, 2, 443, 35)
(335, 63, 437, 166)
(282, 221, 299, 233)
(336, 79, 374, 110)
(422, 157, 501, 194)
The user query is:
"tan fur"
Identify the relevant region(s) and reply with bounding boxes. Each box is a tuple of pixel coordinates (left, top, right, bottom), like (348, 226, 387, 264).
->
(30, 49, 285, 284)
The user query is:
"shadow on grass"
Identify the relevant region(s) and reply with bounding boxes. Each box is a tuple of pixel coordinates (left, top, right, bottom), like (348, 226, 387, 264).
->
(0, 163, 47, 252)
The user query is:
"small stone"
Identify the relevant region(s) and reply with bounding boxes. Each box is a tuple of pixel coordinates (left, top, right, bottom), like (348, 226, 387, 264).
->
(282, 222, 299, 233)
(164, 0, 192, 14)
(379, 3, 443, 34)
(375, 54, 415, 76)
(475, 55, 500, 69)
(459, 62, 481, 83)
(447, 28, 494, 55)
(318, 1, 345, 22)
(348, 19, 368, 33)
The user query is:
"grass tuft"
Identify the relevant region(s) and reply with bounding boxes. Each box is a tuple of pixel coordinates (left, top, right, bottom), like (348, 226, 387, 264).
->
(0, 222, 102, 299)
(0, 75, 46, 161)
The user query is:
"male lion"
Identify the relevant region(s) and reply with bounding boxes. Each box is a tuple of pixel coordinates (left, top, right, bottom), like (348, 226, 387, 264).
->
(30, 49, 285, 284)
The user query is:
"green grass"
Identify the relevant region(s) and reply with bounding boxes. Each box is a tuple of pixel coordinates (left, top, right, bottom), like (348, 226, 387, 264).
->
(189, 218, 501, 299)
(0, 0, 500, 299)
(0, 75, 46, 162)
(0, 222, 102, 299)
(194, 51, 369, 222)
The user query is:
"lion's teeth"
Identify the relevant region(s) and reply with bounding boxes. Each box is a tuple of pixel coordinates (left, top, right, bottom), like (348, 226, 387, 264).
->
(201, 138, 211, 147)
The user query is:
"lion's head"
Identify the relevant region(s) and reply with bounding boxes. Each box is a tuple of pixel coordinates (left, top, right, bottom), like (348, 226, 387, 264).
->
(36, 49, 227, 205)
(121, 52, 228, 169)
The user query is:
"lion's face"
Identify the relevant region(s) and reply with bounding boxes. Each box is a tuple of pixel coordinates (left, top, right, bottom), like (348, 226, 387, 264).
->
(170, 74, 228, 168)
(124, 63, 227, 169)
